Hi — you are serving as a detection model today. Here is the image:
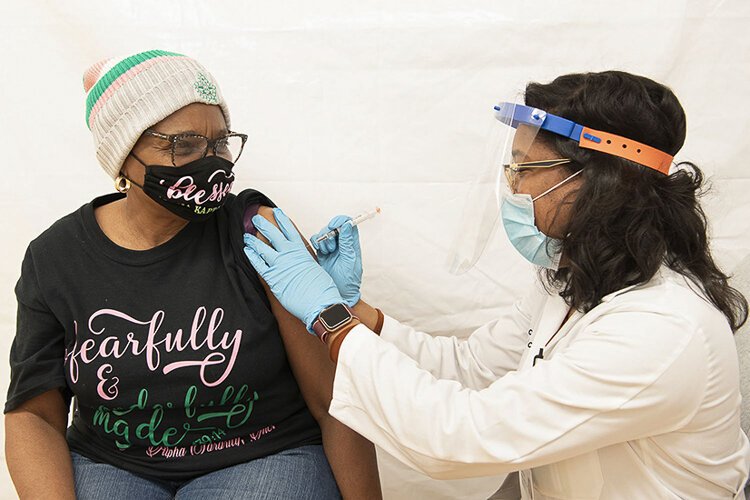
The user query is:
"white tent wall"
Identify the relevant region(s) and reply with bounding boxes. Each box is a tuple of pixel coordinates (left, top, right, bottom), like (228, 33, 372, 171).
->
(0, 1, 748, 498)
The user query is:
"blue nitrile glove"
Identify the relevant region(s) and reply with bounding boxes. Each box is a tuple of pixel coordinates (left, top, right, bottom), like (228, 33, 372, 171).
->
(310, 215, 362, 307)
(243, 208, 345, 333)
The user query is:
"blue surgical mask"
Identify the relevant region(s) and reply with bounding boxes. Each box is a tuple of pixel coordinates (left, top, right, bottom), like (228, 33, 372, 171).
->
(501, 193, 563, 269)
(500, 170, 582, 270)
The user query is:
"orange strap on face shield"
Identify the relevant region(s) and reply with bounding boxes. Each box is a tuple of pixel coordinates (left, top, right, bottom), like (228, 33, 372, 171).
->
(578, 127, 673, 175)
(494, 102, 675, 176)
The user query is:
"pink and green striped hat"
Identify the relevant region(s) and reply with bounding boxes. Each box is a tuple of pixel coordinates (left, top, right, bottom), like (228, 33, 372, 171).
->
(83, 49, 231, 179)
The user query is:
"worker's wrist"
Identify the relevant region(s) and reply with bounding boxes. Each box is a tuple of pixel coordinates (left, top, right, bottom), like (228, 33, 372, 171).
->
(351, 301, 383, 333)
(326, 319, 361, 362)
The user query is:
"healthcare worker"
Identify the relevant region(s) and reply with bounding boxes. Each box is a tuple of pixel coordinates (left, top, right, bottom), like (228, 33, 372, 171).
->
(243, 71, 750, 498)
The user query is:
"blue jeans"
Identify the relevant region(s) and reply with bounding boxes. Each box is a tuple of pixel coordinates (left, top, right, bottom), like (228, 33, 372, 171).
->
(71, 445, 341, 499)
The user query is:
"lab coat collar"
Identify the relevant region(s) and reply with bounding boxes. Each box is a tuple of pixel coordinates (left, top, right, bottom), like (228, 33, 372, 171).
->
(534, 278, 645, 353)
(599, 283, 640, 303)
(529, 267, 674, 365)
(598, 266, 678, 303)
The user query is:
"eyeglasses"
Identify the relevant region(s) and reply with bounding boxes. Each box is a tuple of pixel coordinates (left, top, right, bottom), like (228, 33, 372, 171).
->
(503, 158, 572, 192)
(142, 130, 249, 167)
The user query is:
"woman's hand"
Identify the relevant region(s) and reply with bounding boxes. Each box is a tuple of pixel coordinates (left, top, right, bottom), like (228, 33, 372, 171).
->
(310, 215, 363, 307)
(244, 208, 345, 331)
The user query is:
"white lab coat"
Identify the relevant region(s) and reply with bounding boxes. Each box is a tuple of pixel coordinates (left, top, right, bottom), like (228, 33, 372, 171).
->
(329, 268, 750, 499)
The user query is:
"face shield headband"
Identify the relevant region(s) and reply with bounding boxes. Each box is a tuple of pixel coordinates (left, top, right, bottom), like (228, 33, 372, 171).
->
(493, 102, 673, 175)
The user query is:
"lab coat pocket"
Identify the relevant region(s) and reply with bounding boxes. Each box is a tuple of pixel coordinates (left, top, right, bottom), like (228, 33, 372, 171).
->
(531, 453, 604, 499)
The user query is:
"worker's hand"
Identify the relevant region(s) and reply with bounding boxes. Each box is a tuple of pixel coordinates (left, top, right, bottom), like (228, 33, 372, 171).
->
(244, 208, 344, 333)
(310, 215, 362, 307)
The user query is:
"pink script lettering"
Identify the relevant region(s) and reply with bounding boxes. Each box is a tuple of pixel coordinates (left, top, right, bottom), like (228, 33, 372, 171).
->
(66, 307, 243, 388)
(165, 172, 234, 206)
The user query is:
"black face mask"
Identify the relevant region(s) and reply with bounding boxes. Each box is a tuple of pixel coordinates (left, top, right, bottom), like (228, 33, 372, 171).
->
(128, 154, 235, 221)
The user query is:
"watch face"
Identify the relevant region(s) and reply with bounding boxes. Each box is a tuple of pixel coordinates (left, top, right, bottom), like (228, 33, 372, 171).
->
(320, 304, 352, 331)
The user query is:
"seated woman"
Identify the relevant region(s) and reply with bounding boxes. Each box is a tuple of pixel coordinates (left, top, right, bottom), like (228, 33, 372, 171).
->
(4, 49, 381, 499)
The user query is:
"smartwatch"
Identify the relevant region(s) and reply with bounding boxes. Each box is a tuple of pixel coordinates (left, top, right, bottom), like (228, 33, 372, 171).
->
(312, 304, 357, 343)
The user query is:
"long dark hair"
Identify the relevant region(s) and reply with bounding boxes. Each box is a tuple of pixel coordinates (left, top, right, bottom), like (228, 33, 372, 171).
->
(524, 71, 747, 331)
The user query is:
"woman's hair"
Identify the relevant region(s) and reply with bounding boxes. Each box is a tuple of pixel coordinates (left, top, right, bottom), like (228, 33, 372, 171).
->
(524, 71, 748, 331)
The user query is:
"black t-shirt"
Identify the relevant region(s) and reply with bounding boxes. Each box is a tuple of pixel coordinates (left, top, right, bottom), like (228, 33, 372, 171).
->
(5, 189, 321, 481)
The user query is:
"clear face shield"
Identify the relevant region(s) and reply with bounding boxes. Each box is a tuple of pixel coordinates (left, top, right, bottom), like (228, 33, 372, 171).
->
(447, 98, 676, 274)
(446, 101, 547, 274)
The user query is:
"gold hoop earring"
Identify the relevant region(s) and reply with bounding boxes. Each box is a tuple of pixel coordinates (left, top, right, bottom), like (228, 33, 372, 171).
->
(114, 175, 131, 193)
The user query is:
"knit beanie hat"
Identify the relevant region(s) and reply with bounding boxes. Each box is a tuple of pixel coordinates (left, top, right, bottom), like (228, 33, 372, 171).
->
(83, 49, 231, 179)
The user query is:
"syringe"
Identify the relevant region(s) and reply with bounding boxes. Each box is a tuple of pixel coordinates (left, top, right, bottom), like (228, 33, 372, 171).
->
(315, 207, 381, 244)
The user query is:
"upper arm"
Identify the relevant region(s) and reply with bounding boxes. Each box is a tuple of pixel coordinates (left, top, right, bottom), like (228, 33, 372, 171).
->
(256, 206, 316, 257)
(6, 247, 70, 416)
(5, 389, 69, 435)
(254, 206, 336, 420)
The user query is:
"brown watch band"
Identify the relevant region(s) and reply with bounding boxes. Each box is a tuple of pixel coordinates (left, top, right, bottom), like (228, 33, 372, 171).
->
(329, 326, 356, 362)
(374, 308, 385, 335)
